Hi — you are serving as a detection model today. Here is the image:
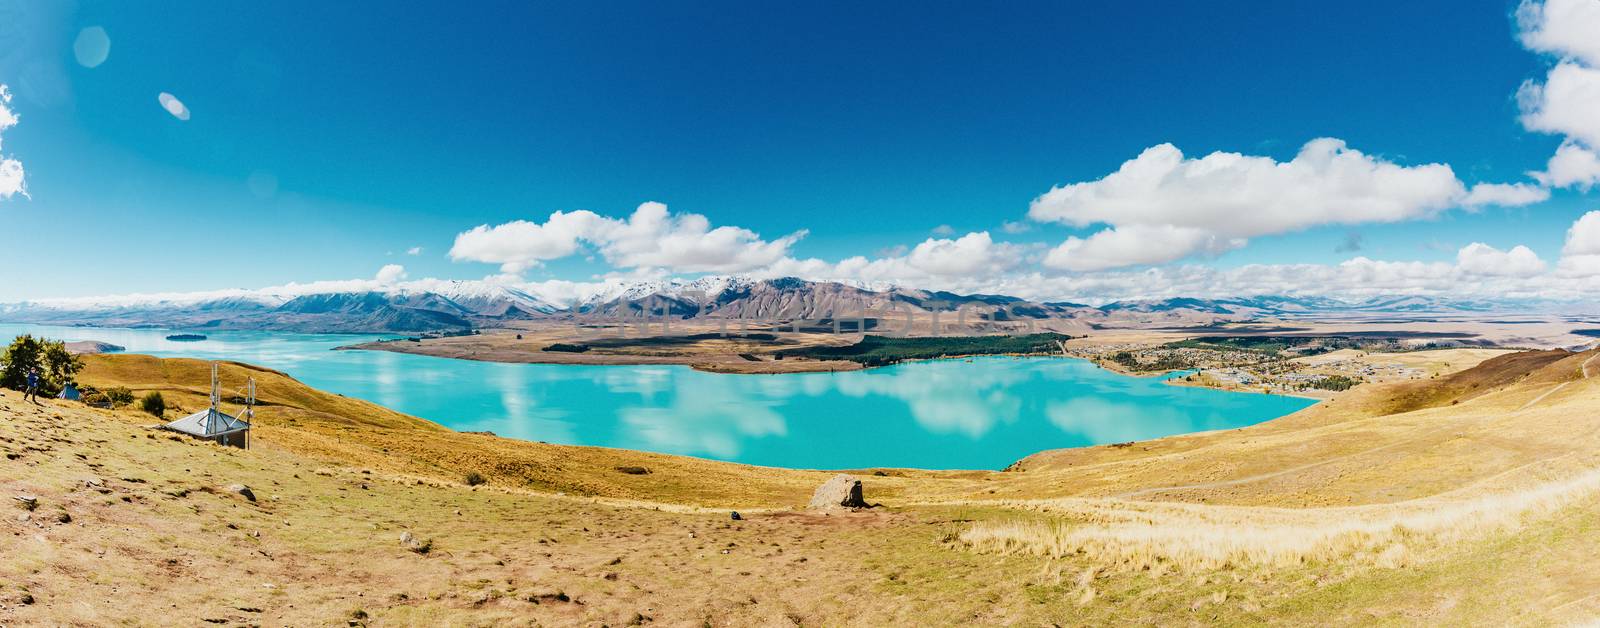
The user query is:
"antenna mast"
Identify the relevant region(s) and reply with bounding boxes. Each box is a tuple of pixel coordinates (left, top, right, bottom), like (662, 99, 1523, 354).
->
(244, 377, 256, 422)
(208, 362, 220, 435)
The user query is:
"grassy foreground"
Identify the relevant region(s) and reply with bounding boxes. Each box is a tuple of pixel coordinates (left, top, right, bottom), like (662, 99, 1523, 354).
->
(3, 349, 1599, 625)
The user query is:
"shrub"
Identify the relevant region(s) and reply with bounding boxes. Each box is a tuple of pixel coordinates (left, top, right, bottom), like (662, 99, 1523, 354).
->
(463, 472, 487, 486)
(542, 343, 590, 353)
(139, 392, 166, 418)
(104, 387, 135, 408)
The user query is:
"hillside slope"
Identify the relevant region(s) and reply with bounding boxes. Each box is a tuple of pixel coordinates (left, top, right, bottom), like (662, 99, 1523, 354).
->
(4, 349, 1599, 624)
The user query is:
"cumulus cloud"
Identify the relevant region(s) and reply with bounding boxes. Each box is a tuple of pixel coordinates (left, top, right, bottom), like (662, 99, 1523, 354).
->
(1462, 182, 1551, 207)
(1518, 1, 1600, 189)
(1456, 242, 1547, 277)
(1043, 225, 1245, 272)
(1517, 0, 1600, 67)
(1028, 139, 1478, 270)
(450, 210, 597, 273)
(375, 264, 407, 284)
(449, 202, 805, 275)
(1537, 140, 1600, 190)
(405, 246, 423, 256)
(754, 231, 1026, 287)
(1518, 62, 1600, 149)
(0, 85, 25, 200)
(931, 224, 955, 236)
(904, 232, 1026, 277)
(1559, 210, 1600, 276)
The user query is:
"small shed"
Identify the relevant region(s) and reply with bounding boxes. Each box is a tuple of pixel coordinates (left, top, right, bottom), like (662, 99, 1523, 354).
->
(162, 407, 251, 449)
(158, 362, 253, 449)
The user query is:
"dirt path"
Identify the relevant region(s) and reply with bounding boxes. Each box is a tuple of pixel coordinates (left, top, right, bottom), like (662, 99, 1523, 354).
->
(1517, 382, 1571, 412)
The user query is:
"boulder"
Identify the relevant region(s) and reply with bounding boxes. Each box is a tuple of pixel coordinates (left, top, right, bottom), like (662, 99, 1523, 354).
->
(807, 474, 870, 510)
(227, 484, 256, 502)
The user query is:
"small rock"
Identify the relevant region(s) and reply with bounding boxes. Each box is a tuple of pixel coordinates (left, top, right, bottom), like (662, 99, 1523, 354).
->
(227, 484, 256, 502)
(730, 511, 742, 521)
(400, 531, 415, 545)
(14, 494, 38, 511)
(55, 511, 71, 524)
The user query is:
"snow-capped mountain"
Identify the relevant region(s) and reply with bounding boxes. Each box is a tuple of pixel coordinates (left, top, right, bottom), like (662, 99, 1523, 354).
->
(0, 275, 1554, 334)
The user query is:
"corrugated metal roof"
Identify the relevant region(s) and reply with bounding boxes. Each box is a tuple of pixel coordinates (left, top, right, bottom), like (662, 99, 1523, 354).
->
(163, 408, 250, 437)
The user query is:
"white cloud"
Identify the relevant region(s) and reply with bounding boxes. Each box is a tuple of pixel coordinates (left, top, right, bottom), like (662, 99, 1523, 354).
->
(1518, 62, 1600, 149)
(1000, 220, 1031, 234)
(375, 264, 407, 284)
(1462, 182, 1551, 207)
(931, 224, 955, 236)
(757, 231, 1026, 285)
(0, 85, 25, 200)
(586, 202, 806, 273)
(1456, 242, 1547, 277)
(1559, 210, 1600, 276)
(904, 231, 1025, 277)
(405, 246, 423, 256)
(1563, 211, 1600, 256)
(1537, 140, 1600, 189)
(450, 210, 601, 272)
(449, 202, 805, 275)
(1517, 0, 1600, 67)
(1043, 225, 1245, 272)
(1517, 2, 1600, 189)
(1027, 139, 1471, 269)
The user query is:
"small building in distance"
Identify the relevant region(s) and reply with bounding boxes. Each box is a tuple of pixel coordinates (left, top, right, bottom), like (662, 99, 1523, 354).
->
(159, 363, 253, 449)
(162, 406, 251, 448)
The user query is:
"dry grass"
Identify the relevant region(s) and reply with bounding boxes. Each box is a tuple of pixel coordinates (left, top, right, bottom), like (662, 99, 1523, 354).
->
(962, 457, 1600, 571)
(6, 347, 1600, 624)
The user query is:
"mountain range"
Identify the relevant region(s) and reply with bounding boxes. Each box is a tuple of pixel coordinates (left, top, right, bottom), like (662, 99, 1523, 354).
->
(0, 276, 1548, 333)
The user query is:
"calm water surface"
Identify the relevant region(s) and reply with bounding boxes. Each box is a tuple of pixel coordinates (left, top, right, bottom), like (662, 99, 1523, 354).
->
(2, 323, 1316, 470)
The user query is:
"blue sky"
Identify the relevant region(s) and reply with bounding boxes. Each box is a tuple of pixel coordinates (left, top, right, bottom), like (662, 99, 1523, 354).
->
(1, 0, 1598, 303)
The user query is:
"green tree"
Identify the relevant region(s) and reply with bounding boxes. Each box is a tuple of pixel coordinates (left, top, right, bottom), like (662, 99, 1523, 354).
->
(1, 335, 84, 397)
(139, 392, 166, 418)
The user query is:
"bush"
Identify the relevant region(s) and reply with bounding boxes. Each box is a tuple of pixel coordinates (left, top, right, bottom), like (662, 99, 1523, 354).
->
(463, 472, 487, 486)
(104, 387, 135, 408)
(542, 343, 590, 353)
(139, 392, 166, 418)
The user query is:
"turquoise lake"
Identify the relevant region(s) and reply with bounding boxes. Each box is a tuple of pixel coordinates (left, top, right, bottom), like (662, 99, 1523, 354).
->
(1, 323, 1317, 470)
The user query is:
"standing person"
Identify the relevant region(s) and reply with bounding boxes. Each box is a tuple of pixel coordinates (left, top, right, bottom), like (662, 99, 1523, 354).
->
(24, 367, 40, 404)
